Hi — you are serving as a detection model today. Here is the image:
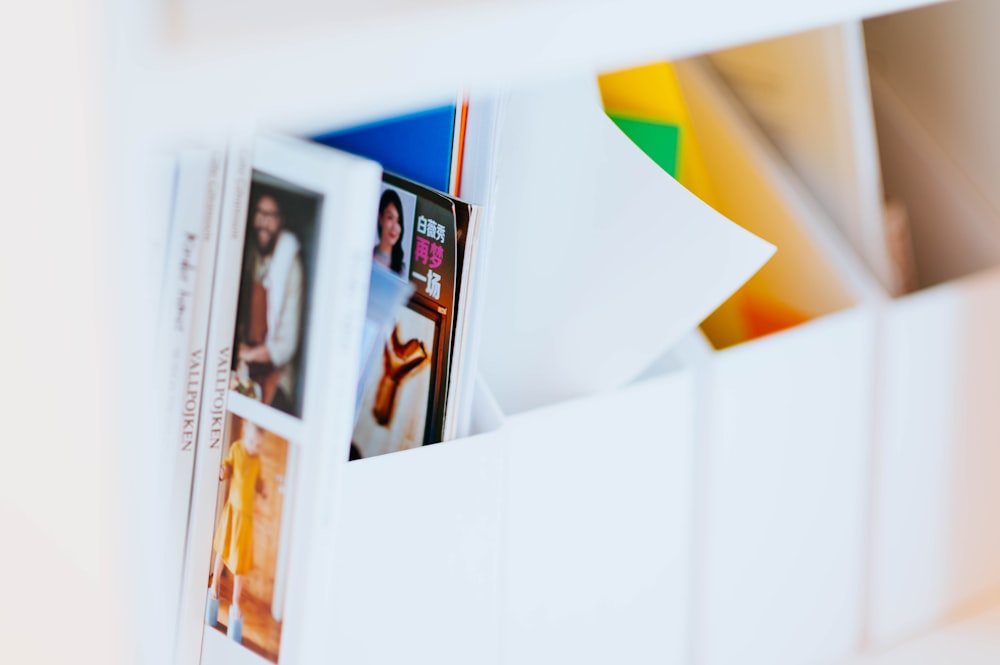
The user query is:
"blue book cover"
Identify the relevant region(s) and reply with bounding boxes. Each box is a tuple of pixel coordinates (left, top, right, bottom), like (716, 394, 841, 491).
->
(312, 104, 457, 193)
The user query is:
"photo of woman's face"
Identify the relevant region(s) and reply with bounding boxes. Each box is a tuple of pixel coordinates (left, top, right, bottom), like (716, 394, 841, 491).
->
(379, 204, 402, 246)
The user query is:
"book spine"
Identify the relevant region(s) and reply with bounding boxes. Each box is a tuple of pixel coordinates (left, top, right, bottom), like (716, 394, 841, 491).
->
(156, 155, 199, 468)
(152, 159, 186, 488)
(454, 92, 506, 438)
(175, 136, 253, 665)
(157, 149, 212, 608)
(444, 204, 482, 441)
(167, 147, 226, 645)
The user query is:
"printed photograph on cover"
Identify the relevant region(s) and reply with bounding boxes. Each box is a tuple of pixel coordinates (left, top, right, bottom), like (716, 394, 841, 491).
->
(231, 172, 322, 418)
(350, 174, 458, 459)
(354, 264, 414, 424)
(205, 413, 293, 663)
(353, 305, 436, 457)
(372, 183, 417, 279)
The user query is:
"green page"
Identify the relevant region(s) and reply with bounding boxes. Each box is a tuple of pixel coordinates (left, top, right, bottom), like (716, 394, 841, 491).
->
(608, 113, 681, 178)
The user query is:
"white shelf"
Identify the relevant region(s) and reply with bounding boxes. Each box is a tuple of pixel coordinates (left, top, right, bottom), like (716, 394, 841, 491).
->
(123, 0, 944, 136)
(11, 0, 989, 663)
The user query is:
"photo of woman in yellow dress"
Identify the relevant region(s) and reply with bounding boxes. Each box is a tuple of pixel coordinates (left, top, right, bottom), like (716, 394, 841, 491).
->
(206, 420, 266, 644)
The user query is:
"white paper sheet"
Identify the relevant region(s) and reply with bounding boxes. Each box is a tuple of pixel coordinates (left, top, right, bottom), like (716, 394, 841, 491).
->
(478, 76, 774, 414)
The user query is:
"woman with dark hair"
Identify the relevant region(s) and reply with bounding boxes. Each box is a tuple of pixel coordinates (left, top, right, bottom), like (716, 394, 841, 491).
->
(374, 188, 405, 275)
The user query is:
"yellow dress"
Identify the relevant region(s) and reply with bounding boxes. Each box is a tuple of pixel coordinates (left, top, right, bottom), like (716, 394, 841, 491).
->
(212, 439, 261, 576)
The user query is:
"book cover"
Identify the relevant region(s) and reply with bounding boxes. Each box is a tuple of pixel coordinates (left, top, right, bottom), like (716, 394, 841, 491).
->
(176, 134, 380, 665)
(312, 104, 457, 194)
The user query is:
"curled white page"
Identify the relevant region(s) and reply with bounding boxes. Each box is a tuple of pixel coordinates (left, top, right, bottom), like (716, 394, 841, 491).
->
(479, 75, 774, 414)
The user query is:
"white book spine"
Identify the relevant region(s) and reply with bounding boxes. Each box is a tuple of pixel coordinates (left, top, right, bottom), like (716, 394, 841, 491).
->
(167, 147, 226, 646)
(155, 155, 202, 470)
(443, 204, 482, 441)
(455, 92, 506, 438)
(175, 137, 253, 665)
(156, 149, 214, 615)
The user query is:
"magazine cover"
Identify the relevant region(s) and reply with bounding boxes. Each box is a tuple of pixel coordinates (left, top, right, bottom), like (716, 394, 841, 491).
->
(176, 134, 380, 665)
(315, 97, 494, 448)
(350, 173, 462, 459)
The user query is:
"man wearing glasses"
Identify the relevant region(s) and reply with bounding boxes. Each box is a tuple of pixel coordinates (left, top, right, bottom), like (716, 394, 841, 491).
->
(235, 188, 304, 415)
